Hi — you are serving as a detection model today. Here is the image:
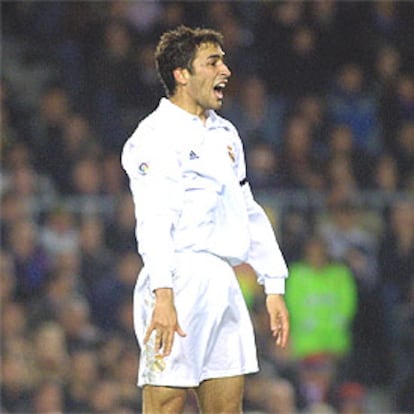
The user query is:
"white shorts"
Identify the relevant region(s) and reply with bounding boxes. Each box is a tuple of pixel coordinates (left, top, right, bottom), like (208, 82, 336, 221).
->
(133, 252, 259, 387)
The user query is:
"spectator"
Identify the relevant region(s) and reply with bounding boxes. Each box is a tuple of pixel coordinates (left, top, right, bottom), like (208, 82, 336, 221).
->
(1, 301, 27, 343)
(90, 251, 141, 331)
(64, 349, 99, 413)
(91, 19, 136, 151)
(52, 3, 94, 105)
(285, 235, 357, 360)
(69, 156, 103, 196)
(1, 140, 33, 173)
(148, 2, 189, 45)
(310, 0, 344, 74)
(371, 153, 400, 192)
(380, 73, 414, 151)
(57, 113, 102, 194)
(56, 296, 100, 353)
(393, 121, 414, 189)
(318, 200, 391, 386)
(213, 13, 257, 77)
(78, 215, 115, 298)
(32, 379, 65, 414)
(24, 2, 66, 59)
(28, 251, 82, 328)
(101, 151, 129, 196)
(1, 79, 29, 147)
(328, 63, 380, 155)
(1, 352, 33, 413)
(31, 322, 69, 384)
(88, 379, 121, 414)
(279, 115, 325, 190)
(335, 381, 367, 414)
(295, 95, 327, 150)
(114, 294, 135, 341)
(0, 191, 33, 248)
(379, 199, 414, 309)
(0, 250, 16, 303)
(393, 283, 414, 413)
(32, 85, 73, 192)
(373, 45, 401, 97)
(132, 41, 165, 112)
(294, 354, 338, 412)
(2, 163, 57, 212)
(326, 124, 374, 189)
(65, 157, 109, 217)
(97, 334, 128, 378)
(282, 25, 324, 98)
(255, 1, 305, 95)
(39, 207, 79, 260)
(203, 2, 236, 31)
(368, 1, 407, 51)
(7, 219, 50, 301)
(280, 209, 313, 264)
(110, 1, 163, 39)
(244, 375, 297, 414)
(246, 140, 283, 191)
(327, 155, 359, 198)
(318, 200, 377, 272)
(112, 346, 140, 411)
(62, 113, 100, 157)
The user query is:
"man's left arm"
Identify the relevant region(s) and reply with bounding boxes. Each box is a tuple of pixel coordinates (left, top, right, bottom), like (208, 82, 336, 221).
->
(234, 135, 290, 347)
(242, 183, 290, 348)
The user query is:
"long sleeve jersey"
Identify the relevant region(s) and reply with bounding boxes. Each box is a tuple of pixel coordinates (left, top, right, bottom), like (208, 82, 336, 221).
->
(121, 98, 288, 294)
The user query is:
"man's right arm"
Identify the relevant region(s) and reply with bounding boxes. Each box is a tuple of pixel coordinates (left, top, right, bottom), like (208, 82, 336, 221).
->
(121, 131, 186, 355)
(121, 131, 184, 291)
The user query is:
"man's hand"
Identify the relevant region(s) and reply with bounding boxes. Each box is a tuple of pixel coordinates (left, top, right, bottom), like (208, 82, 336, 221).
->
(266, 294, 289, 348)
(143, 288, 186, 357)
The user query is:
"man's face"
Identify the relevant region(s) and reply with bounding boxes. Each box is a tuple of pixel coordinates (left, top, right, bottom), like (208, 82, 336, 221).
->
(185, 42, 231, 112)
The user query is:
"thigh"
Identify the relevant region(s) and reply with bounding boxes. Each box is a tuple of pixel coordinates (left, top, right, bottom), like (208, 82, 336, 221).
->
(195, 375, 244, 414)
(143, 385, 188, 414)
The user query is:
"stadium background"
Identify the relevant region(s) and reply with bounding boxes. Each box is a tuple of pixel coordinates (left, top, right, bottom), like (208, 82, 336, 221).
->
(1, 1, 413, 413)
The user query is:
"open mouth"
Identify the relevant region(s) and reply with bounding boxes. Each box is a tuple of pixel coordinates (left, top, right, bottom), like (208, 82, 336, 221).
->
(213, 81, 227, 100)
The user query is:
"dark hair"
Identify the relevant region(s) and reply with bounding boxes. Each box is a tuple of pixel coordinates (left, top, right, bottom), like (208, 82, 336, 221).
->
(155, 25, 224, 97)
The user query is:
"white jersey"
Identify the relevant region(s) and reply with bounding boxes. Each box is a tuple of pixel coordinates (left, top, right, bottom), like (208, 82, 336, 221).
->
(122, 98, 288, 386)
(121, 98, 288, 294)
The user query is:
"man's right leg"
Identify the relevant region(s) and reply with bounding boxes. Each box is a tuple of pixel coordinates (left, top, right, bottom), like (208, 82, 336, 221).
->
(143, 385, 188, 414)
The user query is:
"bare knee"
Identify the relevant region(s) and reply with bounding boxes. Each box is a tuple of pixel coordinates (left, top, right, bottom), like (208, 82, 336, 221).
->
(198, 397, 242, 414)
(195, 376, 244, 414)
(143, 386, 188, 414)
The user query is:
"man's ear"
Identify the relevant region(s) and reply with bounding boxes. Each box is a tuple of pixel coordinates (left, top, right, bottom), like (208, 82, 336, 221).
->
(173, 67, 190, 86)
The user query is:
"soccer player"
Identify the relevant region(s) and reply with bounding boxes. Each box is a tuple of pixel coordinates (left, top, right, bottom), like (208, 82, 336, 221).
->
(121, 25, 289, 413)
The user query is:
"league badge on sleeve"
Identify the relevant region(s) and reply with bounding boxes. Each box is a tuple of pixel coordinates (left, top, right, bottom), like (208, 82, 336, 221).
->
(138, 162, 150, 175)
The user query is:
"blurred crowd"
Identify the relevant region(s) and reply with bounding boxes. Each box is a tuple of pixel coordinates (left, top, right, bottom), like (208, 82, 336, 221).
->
(1, 1, 414, 413)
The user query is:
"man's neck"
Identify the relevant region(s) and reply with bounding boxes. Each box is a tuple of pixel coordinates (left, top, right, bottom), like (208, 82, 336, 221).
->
(169, 94, 208, 123)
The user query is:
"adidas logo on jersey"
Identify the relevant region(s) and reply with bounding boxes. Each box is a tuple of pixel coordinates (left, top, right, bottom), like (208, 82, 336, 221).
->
(189, 150, 199, 160)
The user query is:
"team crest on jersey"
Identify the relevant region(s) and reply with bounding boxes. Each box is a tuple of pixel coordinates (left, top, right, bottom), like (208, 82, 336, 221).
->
(152, 354, 166, 372)
(227, 145, 235, 162)
(138, 162, 149, 175)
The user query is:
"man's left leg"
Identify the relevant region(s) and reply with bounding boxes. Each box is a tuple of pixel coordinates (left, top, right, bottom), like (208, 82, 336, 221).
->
(194, 375, 244, 414)
(143, 385, 188, 414)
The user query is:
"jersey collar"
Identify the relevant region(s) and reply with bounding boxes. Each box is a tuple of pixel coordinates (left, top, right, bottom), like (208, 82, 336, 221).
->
(159, 98, 227, 130)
